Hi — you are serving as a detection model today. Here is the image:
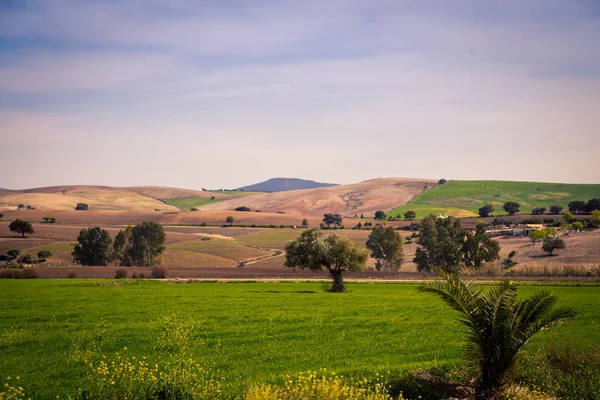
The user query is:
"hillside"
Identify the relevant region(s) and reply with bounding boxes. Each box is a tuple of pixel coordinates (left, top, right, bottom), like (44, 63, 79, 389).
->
(237, 178, 338, 192)
(200, 178, 437, 216)
(389, 180, 600, 219)
(0, 185, 180, 212)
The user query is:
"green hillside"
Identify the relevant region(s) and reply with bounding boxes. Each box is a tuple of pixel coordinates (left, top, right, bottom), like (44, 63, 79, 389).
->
(163, 197, 225, 210)
(389, 180, 600, 219)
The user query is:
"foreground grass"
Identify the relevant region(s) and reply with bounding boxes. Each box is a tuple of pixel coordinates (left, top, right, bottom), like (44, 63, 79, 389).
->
(389, 180, 600, 219)
(0, 281, 598, 398)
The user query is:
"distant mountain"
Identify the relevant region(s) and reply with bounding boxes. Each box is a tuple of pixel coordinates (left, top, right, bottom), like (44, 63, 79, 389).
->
(237, 178, 338, 192)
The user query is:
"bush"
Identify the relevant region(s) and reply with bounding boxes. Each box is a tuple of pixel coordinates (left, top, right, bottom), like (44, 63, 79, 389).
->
(235, 206, 251, 212)
(37, 250, 52, 260)
(150, 266, 167, 279)
(16, 268, 38, 279)
(17, 254, 33, 264)
(7, 249, 21, 259)
(115, 268, 128, 279)
(75, 203, 89, 210)
(190, 207, 198, 211)
(67, 271, 77, 279)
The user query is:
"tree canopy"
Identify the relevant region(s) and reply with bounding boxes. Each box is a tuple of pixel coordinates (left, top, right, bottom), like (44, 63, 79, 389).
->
(478, 204, 494, 218)
(503, 201, 520, 215)
(322, 213, 342, 228)
(549, 205, 563, 214)
(9, 219, 34, 238)
(72, 227, 113, 266)
(366, 225, 403, 271)
(403, 210, 417, 220)
(542, 236, 566, 256)
(374, 210, 387, 220)
(284, 228, 368, 292)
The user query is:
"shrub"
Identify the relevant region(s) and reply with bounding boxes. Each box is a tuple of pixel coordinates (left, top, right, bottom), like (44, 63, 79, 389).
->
(244, 369, 392, 400)
(75, 203, 89, 210)
(17, 254, 33, 264)
(67, 272, 77, 279)
(549, 205, 563, 214)
(79, 355, 223, 400)
(190, 207, 198, 211)
(37, 250, 52, 260)
(150, 266, 167, 279)
(9, 219, 34, 238)
(235, 206, 251, 212)
(7, 249, 21, 259)
(114, 268, 128, 279)
(17, 268, 38, 279)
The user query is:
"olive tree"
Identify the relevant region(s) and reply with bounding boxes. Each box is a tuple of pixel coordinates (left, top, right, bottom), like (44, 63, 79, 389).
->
(366, 225, 403, 271)
(9, 219, 34, 238)
(284, 228, 368, 292)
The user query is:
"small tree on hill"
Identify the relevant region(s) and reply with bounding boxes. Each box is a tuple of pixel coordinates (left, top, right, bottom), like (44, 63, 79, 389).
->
(17, 204, 25, 210)
(478, 204, 494, 218)
(9, 219, 34, 238)
(322, 213, 342, 228)
(374, 210, 387, 220)
(18, 254, 33, 264)
(72, 227, 113, 266)
(0, 213, 4, 220)
(438, 179, 446, 185)
(37, 250, 52, 260)
(503, 201, 520, 215)
(226, 216, 234, 225)
(532, 207, 546, 215)
(7, 249, 21, 259)
(302, 218, 309, 228)
(568, 200, 586, 214)
(542, 236, 565, 256)
(549, 205, 563, 214)
(284, 228, 368, 292)
(404, 210, 417, 220)
(235, 206, 251, 212)
(366, 225, 403, 271)
(75, 203, 89, 210)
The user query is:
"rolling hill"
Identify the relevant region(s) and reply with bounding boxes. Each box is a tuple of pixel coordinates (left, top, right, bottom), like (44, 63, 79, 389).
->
(200, 177, 437, 216)
(388, 180, 600, 219)
(237, 177, 338, 192)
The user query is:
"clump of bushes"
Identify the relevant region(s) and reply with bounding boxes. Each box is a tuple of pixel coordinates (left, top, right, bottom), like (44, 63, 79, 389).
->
(114, 268, 128, 279)
(235, 206, 251, 212)
(67, 271, 77, 279)
(150, 266, 167, 279)
(0, 268, 38, 279)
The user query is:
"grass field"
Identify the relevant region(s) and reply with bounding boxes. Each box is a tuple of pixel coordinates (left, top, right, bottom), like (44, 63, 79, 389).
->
(389, 180, 600, 219)
(0, 281, 598, 399)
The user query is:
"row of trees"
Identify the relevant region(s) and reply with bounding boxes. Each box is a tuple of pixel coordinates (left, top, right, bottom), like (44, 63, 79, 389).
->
(72, 222, 166, 266)
(478, 198, 600, 218)
(413, 215, 500, 272)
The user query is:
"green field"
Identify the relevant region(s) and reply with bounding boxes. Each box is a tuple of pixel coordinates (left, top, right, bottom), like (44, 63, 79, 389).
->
(390, 180, 600, 219)
(1, 281, 598, 398)
(163, 197, 226, 210)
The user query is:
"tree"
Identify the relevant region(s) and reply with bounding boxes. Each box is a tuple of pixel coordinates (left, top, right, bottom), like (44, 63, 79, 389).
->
(503, 201, 520, 215)
(529, 227, 556, 243)
(478, 204, 494, 218)
(586, 198, 600, 213)
(571, 221, 584, 231)
(438, 179, 446, 185)
(419, 272, 576, 398)
(43, 216, 56, 223)
(531, 207, 546, 215)
(284, 228, 368, 292)
(9, 219, 34, 238)
(125, 222, 166, 266)
(404, 210, 417, 220)
(360, 213, 364, 219)
(542, 236, 566, 256)
(72, 227, 113, 266)
(366, 226, 403, 271)
(17, 204, 25, 210)
(0, 213, 4, 220)
(568, 200, 586, 214)
(563, 212, 575, 223)
(17, 254, 33, 264)
(37, 250, 52, 260)
(75, 203, 89, 210)
(301, 218, 309, 228)
(355, 222, 362, 230)
(7, 249, 20, 259)
(549, 205, 563, 214)
(590, 210, 600, 229)
(462, 222, 500, 269)
(226, 216, 234, 225)
(413, 215, 466, 273)
(374, 210, 387, 220)
(113, 229, 129, 265)
(322, 213, 342, 228)
(235, 206, 251, 212)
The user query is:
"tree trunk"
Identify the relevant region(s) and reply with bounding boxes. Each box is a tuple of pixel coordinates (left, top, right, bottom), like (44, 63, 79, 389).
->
(328, 269, 346, 292)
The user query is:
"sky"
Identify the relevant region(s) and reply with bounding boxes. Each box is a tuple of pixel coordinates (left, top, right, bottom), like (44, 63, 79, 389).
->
(1, 0, 599, 190)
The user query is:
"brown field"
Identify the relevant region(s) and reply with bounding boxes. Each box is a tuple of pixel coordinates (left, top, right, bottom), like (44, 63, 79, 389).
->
(198, 177, 437, 216)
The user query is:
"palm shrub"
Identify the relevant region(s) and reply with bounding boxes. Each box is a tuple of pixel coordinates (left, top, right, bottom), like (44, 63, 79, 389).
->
(418, 271, 577, 398)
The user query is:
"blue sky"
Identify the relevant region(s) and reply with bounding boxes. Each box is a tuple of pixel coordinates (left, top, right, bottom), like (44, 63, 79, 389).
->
(1, 0, 599, 189)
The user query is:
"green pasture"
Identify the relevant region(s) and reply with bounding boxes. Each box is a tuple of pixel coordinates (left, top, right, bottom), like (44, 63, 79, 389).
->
(162, 197, 225, 211)
(390, 180, 600, 219)
(1, 281, 598, 398)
